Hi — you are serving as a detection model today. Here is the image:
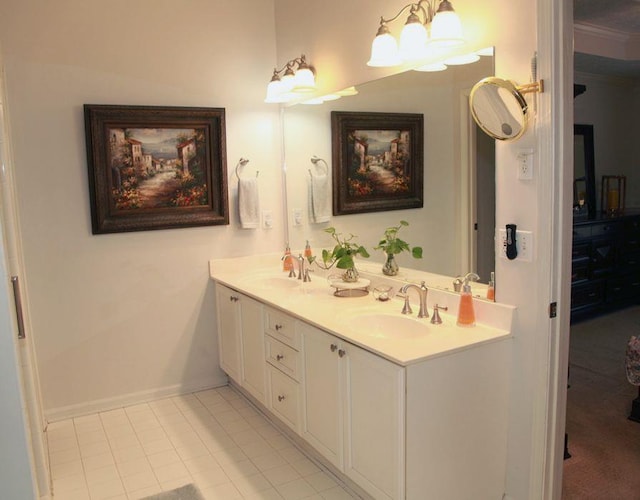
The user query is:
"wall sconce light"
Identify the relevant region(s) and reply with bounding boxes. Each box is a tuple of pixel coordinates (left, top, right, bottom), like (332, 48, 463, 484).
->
(265, 54, 316, 103)
(367, 0, 464, 67)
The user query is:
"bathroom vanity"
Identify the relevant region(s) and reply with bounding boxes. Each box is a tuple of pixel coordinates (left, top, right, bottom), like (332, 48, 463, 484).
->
(210, 255, 515, 500)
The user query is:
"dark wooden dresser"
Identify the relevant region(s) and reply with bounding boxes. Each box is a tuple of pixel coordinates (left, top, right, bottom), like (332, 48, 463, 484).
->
(571, 210, 640, 323)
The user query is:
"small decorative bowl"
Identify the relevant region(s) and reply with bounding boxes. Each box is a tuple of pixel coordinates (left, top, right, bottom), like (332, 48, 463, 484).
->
(373, 285, 393, 302)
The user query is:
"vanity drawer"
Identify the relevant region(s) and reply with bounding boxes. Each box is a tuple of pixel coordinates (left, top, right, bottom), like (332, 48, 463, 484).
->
(267, 365, 301, 432)
(265, 336, 301, 381)
(265, 307, 300, 349)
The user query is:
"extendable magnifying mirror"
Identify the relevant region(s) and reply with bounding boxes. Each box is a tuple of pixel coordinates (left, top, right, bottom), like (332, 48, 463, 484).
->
(469, 77, 543, 141)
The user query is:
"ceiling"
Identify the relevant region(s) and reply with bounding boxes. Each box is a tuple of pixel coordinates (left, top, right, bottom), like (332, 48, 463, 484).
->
(573, 0, 640, 79)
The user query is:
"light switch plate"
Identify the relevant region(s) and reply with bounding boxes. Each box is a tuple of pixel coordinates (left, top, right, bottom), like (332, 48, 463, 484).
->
(262, 210, 273, 229)
(498, 228, 533, 261)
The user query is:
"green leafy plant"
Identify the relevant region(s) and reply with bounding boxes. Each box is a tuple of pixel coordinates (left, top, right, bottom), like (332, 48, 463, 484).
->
(314, 227, 370, 269)
(374, 220, 423, 259)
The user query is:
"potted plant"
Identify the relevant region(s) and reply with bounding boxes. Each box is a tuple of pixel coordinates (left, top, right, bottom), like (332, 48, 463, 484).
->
(374, 220, 422, 276)
(312, 227, 370, 282)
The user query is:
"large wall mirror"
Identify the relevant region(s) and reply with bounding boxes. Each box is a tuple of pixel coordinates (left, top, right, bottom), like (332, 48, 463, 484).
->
(282, 54, 496, 284)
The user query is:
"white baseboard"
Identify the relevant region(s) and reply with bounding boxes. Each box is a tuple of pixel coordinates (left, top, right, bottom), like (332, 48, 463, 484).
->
(44, 375, 228, 423)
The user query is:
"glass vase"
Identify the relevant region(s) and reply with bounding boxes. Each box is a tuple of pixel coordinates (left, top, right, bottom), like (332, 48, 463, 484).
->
(382, 253, 399, 276)
(342, 266, 359, 282)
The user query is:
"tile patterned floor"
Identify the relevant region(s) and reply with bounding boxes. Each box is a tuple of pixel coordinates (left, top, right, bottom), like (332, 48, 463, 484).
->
(47, 386, 361, 500)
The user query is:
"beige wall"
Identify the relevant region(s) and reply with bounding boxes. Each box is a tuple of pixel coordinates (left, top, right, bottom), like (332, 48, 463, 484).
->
(0, 0, 284, 418)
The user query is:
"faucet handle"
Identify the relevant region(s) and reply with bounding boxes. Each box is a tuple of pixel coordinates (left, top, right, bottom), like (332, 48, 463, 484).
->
(400, 294, 412, 315)
(303, 269, 312, 282)
(431, 304, 449, 324)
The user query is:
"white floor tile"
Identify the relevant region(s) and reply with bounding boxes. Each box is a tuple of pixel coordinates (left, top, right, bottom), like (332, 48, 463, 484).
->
(275, 477, 317, 500)
(47, 386, 361, 500)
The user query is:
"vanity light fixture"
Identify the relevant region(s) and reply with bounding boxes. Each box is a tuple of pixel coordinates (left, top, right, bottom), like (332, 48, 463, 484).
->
(367, 0, 464, 67)
(264, 54, 316, 103)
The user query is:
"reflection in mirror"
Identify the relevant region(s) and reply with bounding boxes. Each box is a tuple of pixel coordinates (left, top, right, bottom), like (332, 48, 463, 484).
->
(573, 124, 596, 220)
(283, 54, 495, 285)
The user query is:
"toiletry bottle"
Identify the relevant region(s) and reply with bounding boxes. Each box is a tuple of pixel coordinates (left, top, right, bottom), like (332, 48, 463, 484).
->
(304, 240, 313, 259)
(282, 245, 293, 272)
(486, 271, 495, 302)
(457, 272, 480, 327)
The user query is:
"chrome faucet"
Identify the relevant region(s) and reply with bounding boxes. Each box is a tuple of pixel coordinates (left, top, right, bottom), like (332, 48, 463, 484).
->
(296, 254, 311, 282)
(400, 281, 429, 318)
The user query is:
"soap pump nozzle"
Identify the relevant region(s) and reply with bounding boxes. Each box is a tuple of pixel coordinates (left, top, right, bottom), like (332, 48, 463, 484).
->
(461, 272, 480, 293)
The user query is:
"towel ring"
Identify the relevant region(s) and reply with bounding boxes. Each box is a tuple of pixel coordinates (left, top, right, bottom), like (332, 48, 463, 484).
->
(309, 155, 328, 177)
(235, 158, 258, 180)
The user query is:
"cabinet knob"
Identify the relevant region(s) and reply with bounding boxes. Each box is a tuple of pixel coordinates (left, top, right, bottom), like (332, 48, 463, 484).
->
(338, 349, 346, 358)
(230, 296, 239, 302)
(330, 343, 338, 352)
(277, 395, 285, 402)
(275, 324, 283, 331)
(276, 354, 284, 361)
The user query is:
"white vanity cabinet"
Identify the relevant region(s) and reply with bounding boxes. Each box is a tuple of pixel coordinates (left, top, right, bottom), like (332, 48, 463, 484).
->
(301, 322, 405, 500)
(211, 262, 511, 500)
(215, 284, 266, 404)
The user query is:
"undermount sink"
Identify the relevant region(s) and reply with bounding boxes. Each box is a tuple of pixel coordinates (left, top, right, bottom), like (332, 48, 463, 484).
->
(346, 313, 431, 339)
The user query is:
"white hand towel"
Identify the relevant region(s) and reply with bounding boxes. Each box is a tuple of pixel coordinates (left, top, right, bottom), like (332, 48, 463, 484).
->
(310, 172, 331, 223)
(238, 177, 259, 229)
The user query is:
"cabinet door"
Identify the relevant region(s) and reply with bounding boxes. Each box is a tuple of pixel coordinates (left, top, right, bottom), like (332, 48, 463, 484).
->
(343, 342, 405, 500)
(300, 323, 343, 469)
(215, 285, 242, 382)
(240, 295, 265, 404)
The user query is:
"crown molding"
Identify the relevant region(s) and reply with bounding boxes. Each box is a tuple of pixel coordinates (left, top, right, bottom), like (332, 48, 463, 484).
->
(574, 22, 640, 60)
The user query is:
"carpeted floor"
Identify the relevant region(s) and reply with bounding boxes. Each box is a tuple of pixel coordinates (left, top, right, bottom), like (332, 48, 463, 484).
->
(563, 305, 640, 499)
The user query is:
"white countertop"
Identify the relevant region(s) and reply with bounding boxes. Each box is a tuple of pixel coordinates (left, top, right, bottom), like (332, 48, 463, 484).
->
(209, 254, 515, 366)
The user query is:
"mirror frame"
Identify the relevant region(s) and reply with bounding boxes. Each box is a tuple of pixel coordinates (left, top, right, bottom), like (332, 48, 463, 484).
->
(573, 123, 596, 220)
(469, 77, 529, 141)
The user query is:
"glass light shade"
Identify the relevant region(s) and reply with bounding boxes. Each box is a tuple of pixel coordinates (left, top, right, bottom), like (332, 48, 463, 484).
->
(264, 79, 287, 103)
(444, 52, 480, 65)
(367, 32, 401, 67)
(321, 94, 342, 101)
(414, 61, 447, 72)
(292, 67, 316, 92)
(399, 21, 428, 60)
(429, 10, 464, 47)
(280, 72, 295, 92)
(301, 97, 324, 105)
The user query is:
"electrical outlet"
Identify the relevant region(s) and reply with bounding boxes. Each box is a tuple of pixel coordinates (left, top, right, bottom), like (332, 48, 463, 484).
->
(292, 208, 303, 226)
(498, 228, 533, 261)
(517, 148, 534, 180)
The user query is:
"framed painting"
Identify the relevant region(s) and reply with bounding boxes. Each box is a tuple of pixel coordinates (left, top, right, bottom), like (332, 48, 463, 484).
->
(84, 104, 228, 234)
(331, 111, 424, 215)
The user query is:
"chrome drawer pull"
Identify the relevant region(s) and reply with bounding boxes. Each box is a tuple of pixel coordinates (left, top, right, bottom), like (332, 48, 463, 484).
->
(275, 324, 283, 331)
(338, 349, 346, 358)
(230, 295, 239, 302)
(330, 343, 338, 352)
(277, 395, 285, 402)
(276, 354, 284, 361)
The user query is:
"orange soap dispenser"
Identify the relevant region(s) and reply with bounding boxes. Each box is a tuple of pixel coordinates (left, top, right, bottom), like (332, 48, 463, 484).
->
(457, 272, 480, 327)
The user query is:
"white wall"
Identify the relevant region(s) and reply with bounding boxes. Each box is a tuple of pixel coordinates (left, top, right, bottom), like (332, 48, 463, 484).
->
(574, 72, 640, 208)
(0, 0, 284, 419)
